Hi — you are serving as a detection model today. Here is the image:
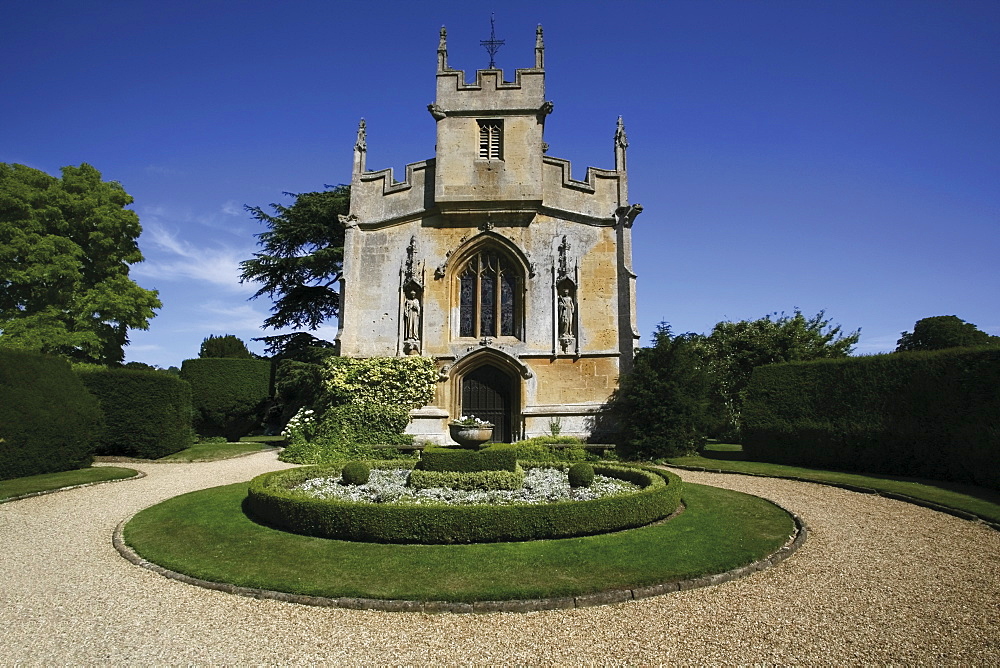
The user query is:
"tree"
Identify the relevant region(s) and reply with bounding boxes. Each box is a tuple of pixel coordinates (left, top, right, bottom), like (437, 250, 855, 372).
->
(239, 186, 349, 331)
(0, 163, 161, 365)
(698, 309, 860, 440)
(253, 332, 335, 361)
(611, 324, 714, 459)
(896, 315, 1000, 352)
(199, 334, 254, 359)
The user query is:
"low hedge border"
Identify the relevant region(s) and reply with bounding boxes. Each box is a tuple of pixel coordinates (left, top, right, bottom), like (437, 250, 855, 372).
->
(408, 466, 526, 491)
(114, 500, 806, 613)
(246, 462, 682, 544)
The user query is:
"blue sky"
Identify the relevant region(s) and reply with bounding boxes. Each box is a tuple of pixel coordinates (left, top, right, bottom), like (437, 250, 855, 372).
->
(2, 0, 997, 367)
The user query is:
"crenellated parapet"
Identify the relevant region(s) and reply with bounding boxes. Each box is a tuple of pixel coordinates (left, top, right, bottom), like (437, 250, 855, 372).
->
(541, 157, 623, 224)
(349, 158, 435, 227)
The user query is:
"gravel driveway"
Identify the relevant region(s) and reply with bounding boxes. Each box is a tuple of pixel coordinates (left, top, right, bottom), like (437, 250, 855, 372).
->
(1, 450, 998, 665)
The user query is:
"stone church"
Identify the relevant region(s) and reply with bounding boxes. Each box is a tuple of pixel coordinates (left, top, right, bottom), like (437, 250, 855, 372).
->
(335, 26, 642, 444)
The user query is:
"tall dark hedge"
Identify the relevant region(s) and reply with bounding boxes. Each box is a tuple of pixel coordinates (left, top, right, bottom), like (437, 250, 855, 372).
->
(0, 349, 102, 480)
(78, 368, 193, 459)
(181, 358, 272, 441)
(610, 325, 713, 459)
(743, 347, 1000, 489)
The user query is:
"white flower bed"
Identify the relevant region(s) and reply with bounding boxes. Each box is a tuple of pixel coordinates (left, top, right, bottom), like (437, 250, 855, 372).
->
(294, 467, 638, 506)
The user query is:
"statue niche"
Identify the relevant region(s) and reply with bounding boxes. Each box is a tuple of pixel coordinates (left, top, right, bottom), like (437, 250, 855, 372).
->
(557, 278, 577, 354)
(402, 281, 422, 355)
(400, 235, 424, 355)
(554, 235, 578, 355)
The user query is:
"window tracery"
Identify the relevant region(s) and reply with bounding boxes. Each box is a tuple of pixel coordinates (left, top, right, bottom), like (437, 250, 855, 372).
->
(458, 249, 520, 339)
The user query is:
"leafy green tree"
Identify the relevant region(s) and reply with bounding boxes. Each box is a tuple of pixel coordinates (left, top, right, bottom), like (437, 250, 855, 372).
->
(611, 324, 713, 459)
(199, 334, 254, 359)
(698, 309, 859, 440)
(254, 331, 335, 361)
(896, 315, 1000, 352)
(0, 163, 161, 365)
(239, 186, 349, 331)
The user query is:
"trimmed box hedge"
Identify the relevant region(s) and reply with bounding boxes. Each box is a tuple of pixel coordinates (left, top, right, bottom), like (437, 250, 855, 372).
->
(78, 368, 193, 459)
(743, 347, 1000, 489)
(246, 462, 682, 544)
(418, 447, 518, 472)
(0, 350, 101, 480)
(181, 358, 272, 441)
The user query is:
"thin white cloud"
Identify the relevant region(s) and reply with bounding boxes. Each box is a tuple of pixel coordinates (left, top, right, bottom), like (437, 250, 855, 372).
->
(221, 200, 243, 216)
(125, 343, 163, 353)
(142, 205, 169, 217)
(136, 223, 254, 294)
(188, 301, 270, 333)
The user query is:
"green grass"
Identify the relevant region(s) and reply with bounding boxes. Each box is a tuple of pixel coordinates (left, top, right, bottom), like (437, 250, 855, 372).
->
(0, 466, 138, 501)
(703, 443, 743, 452)
(157, 442, 275, 462)
(123, 481, 795, 602)
(669, 446, 1000, 525)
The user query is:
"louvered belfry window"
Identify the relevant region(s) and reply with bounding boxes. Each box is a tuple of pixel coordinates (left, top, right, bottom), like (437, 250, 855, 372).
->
(478, 120, 503, 160)
(459, 250, 519, 339)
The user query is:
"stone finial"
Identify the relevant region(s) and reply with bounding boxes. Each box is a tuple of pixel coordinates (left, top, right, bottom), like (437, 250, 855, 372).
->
(438, 26, 448, 71)
(557, 235, 572, 280)
(615, 116, 628, 150)
(355, 118, 367, 152)
(352, 118, 367, 175)
(535, 24, 544, 69)
(614, 116, 628, 178)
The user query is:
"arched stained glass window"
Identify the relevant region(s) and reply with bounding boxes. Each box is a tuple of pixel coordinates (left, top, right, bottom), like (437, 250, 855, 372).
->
(459, 250, 520, 339)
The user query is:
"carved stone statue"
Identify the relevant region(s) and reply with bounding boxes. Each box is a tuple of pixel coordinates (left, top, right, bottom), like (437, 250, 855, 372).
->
(558, 286, 575, 338)
(403, 287, 421, 354)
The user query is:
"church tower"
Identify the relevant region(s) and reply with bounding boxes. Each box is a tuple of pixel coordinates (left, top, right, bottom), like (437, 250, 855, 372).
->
(337, 26, 642, 443)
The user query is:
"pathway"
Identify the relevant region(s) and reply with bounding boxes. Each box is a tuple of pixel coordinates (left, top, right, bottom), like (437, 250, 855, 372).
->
(1, 451, 997, 664)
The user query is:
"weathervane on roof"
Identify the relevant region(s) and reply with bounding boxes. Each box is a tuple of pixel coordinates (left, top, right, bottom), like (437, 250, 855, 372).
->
(480, 13, 505, 69)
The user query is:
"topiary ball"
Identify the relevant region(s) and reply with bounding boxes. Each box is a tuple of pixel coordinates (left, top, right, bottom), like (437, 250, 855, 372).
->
(341, 461, 371, 486)
(567, 462, 595, 488)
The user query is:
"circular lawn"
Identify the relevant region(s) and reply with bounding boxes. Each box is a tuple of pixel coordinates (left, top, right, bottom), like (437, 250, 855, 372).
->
(121, 480, 799, 606)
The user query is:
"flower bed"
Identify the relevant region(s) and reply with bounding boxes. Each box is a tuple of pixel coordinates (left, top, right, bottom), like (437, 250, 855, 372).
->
(246, 461, 682, 544)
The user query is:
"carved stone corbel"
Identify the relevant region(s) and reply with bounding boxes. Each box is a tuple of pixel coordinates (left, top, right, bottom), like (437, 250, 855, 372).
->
(612, 204, 643, 228)
(427, 103, 447, 121)
(338, 213, 359, 228)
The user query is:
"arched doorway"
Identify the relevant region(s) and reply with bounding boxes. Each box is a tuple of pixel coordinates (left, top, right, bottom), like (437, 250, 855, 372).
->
(461, 364, 515, 443)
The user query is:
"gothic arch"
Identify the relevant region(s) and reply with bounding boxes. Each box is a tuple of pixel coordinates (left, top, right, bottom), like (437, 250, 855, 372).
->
(447, 233, 530, 341)
(448, 348, 525, 442)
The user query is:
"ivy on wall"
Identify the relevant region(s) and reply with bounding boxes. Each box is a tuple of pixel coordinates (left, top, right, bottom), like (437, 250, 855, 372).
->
(320, 356, 437, 409)
(280, 356, 438, 464)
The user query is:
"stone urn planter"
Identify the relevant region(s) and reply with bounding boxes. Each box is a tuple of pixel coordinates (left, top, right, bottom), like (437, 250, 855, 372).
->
(448, 422, 493, 449)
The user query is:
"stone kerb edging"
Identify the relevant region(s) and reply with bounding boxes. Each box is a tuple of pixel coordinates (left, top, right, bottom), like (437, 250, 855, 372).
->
(665, 463, 1000, 532)
(112, 503, 808, 614)
(0, 469, 146, 505)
